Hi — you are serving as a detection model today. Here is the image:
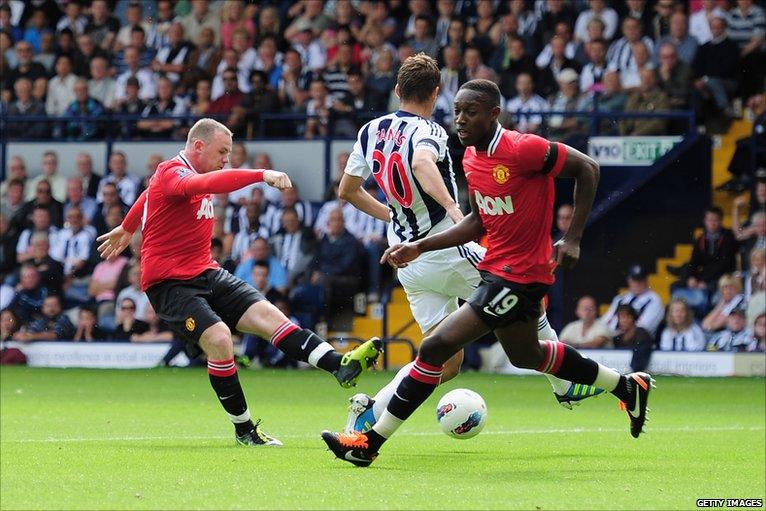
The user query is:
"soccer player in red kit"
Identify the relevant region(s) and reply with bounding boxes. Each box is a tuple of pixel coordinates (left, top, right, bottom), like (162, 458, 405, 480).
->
(321, 80, 655, 467)
(97, 118, 382, 447)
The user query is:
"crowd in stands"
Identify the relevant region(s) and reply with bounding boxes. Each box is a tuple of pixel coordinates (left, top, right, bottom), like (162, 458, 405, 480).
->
(557, 193, 766, 370)
(1, 1, 765, 369)
(1, 0, 765, 142)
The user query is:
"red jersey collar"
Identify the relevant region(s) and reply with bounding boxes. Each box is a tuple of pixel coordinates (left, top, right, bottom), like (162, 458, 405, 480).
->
(177, 151, 198, 173)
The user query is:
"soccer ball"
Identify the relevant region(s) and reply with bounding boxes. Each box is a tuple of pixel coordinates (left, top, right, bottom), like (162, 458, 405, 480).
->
(436, 388, 487, 439)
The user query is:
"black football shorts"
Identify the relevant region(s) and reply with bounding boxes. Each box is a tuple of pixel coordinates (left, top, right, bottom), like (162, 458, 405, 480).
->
(467, 271, 549, 330)
(145, 268, 265, 344)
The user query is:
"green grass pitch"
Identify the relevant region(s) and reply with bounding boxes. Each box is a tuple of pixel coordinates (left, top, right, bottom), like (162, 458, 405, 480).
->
(1, 367, 764, 510)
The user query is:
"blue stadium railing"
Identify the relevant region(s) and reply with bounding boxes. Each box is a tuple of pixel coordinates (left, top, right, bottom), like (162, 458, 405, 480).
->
(0, 108, 698, 183)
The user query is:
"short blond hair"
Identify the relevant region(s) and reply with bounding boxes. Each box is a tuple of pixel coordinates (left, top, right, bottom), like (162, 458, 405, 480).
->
(186, 118, 232, 146)
(717, 273, 742, 293)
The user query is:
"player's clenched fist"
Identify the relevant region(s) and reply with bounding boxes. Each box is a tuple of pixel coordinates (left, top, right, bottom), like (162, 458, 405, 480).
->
(263, 170, 292, 189)
(552, 239, 581, 269)
(380, 243, 421, 268)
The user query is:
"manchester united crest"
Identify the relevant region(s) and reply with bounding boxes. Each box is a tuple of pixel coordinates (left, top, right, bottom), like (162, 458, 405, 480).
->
(185, 317, 196, 331)
(492, 164, 509, 184)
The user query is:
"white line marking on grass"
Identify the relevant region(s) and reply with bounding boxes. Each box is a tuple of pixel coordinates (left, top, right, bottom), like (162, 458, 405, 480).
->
(2, 425, 763, 444)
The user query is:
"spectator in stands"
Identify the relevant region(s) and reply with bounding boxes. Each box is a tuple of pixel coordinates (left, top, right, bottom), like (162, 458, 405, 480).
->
(735, 211, 766, 268)
(153, 22, 192, 86)
(611, 304, 654, 372)
(310, 208, 363, 330)
(184, 27, 221, 92)
(117, 77, 145, 139)
(1, 179, 25, 220)
(115, 45, 157, 103)
(136, 76, 187, 139)
(234, 237, 288, 293)
(548, 68, 587, 148)
(278, 48, 314, 113)
(619, 41, 653, 91)
(753, 312, 766, 351)
(303, 78, 333, 139)
(1, 309, 20, 342)
(251, 34, 283, 90)
(7, 41, 47, 86)
(250, 260, 285, 304)
(115, 264, 149, 321)
(265, 186, 314, 234)
(655, 43, 692, 109)
(290, 18, 326, 73)
(494, 36, 533, 98)
(656, 12, 699, 66)
(15, 181, 63, 239)
(64, 78, 106, 141)
(676, 207, 738, 293)
(35, 31, 56, 74)
(84, 0, 120, 51)
(17, 207, 58, 264)
(89, 248, 129, 328)
(88, 56, 116, 111)
(7, 264, 48, 324)
(574, 0, 619, 43)
(111, 297, 149, 341)
(180, 0, 220, 47)
(579, 38, 608, 93)
(560, 295, 613, 348)
(63, 178, 96, 225)
(1, 156, 28, 199)
(620, 68, 670, 136)
(208, 67, 246, 131)
(573, 17, 606, 67)
(6, 77, 49, 140)
(743, 248, 766, 301)
(535, 0, 575, 48)
(98, 152, 139, 207)
(603, 264, 665, 337)
(52, 206, 94, 279)
(188, 78, 212, 117)
(71, 34, 105, 78)
(463, 46, 494, 82)
(537, 21, 578, 69)
(25, 233, 63, 296)
(538, 34, 580, 98)
(229, 202, 270, 263)
(659, 299, 707, 351)
(690, 0, 726, 45)
(130, 304, 174, 343)
(75, 152, 101, 200)
(407, 15, 439, 59)
(72, 306, 107, 342)
(114, 2, 150, 51)
(27, 152, 65, 204)
(505, 72, 547, 134)
(13, 295, 74, 342)
(727, 0, 766, 100)
(692, 16, 741, 119)
(702, 274, 747, 333)
(45, 55, 77, 118)
(607, 16, 654, 77)
(220, 0, 255, 50)
(240, 70, 282, 137)
(56, 2, 86, 36)
(271, 207, 316, 286)
(92, 184, 128, 235)
(707, 307, 757, 351)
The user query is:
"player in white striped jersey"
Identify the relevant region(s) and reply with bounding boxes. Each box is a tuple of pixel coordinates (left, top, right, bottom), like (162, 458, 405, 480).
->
(337, 54, 600, 434)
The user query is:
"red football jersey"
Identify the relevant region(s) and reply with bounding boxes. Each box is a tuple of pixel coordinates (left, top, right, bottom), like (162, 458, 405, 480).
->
(139, 152, 219, 290)
(463, 125, 567, 285)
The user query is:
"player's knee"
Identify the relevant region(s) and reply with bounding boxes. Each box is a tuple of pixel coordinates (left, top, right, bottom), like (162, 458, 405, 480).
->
(201, 323, 233, 354)
(507, 344, 545, 370)
(418, 335, 452, 366)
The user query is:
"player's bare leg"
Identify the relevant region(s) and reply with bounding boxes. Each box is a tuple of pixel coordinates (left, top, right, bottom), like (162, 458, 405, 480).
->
(494, 316, 654, 438)
(235, 301, 382, 388)
(198, 321, 282, 447)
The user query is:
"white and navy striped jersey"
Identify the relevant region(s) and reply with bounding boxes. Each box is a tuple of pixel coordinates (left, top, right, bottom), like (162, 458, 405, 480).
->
(602, 289, 665, 336)
(345, 110, 458, 245)
(659, 324, 707, 351)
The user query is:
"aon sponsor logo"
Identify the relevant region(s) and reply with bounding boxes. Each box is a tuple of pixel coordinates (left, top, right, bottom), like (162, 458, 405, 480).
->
(475, 190, 514, 216)
(196, 197, 215, 219)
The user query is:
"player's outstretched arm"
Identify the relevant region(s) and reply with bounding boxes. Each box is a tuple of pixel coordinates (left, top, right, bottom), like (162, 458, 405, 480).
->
(339, 173, 390, 222)
(382, 190, 484, 268)
(553, 144, 599, 269)
(176, 168, 290, 196)
(411, 149, 463, 224)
